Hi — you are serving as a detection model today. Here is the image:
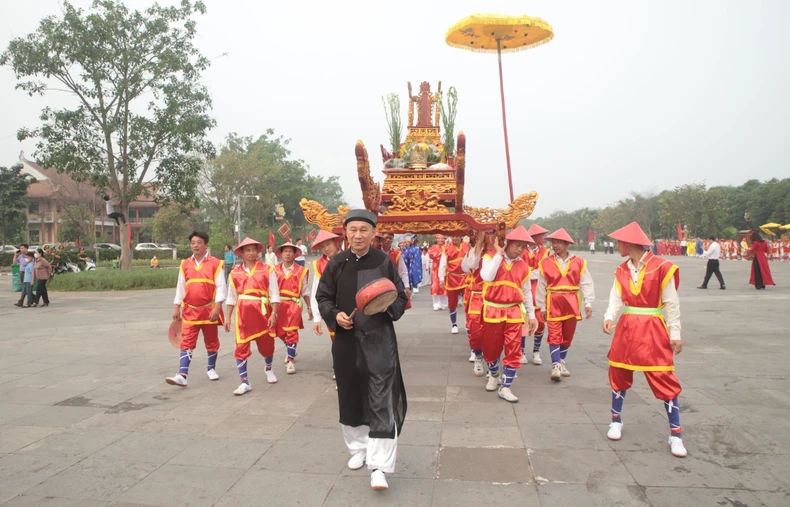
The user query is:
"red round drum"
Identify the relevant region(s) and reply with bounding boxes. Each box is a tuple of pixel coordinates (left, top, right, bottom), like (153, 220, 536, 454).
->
(356, 278, 398, 315)
(168, 320, 182, 349)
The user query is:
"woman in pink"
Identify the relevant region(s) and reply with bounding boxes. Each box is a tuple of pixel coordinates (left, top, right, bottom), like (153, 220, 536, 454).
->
(33, 248, 53, 307)
(749, 231, 775, 290)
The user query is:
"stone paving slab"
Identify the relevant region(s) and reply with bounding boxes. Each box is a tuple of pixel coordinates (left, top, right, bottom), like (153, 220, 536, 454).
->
(0, 255, 787, 505)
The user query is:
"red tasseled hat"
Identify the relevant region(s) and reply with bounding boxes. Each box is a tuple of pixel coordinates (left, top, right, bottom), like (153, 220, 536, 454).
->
(311, 230, 339, 250)
(275, 242, 298, 257)
(527, 223, 549, 237)
(234, 237, 264, 256)
(609, 222, 653, 247)
(546, 228, 575, 245)
(505, 225, 535, 243)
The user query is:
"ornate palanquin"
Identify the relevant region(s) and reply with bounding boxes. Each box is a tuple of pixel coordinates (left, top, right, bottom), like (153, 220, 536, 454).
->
(300, 80, 539, 237)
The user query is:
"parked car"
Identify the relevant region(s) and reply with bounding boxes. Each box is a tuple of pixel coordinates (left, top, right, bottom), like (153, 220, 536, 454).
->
(158, 243, 177, 250)
(1, 245, 19, 253)
(94, 243, 122, 251)
(134, 243, 162, 251)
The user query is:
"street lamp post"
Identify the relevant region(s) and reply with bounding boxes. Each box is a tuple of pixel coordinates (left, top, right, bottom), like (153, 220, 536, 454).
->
(236, 194, 260, 244)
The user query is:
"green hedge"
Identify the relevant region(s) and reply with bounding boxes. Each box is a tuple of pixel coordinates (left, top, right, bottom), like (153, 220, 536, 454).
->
(48, 268, 179, 291)
(0, 247, 192, 266)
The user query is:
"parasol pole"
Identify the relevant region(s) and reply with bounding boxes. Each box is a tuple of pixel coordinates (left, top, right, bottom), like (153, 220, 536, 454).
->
(497, 38, 515, 203)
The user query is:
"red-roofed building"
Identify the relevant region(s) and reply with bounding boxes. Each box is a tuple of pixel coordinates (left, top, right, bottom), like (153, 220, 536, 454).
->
(18, 152, 162, 245)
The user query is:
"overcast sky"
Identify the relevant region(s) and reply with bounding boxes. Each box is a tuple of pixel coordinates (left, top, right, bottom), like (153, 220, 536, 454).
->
(2, 0, 789, 216)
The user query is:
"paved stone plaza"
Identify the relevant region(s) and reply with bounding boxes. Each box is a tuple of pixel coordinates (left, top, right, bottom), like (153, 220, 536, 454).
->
(0, 254, 788, 506)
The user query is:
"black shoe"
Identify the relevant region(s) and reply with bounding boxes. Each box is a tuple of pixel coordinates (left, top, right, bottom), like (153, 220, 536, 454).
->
(14, 302, 22, 307)
(720, 286, 726, 290)
(697, 286, 707, 289)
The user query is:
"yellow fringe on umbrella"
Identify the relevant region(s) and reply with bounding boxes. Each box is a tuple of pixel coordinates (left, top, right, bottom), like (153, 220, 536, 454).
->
(446, 13, 554, 54)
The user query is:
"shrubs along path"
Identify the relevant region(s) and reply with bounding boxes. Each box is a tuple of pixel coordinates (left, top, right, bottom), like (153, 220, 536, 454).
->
(48, 268, 178, 292)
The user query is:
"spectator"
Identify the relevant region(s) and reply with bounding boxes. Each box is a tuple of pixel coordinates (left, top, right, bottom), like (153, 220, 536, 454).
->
(697, 236, 725, 290)
(20, 252, 35, 308)
(589, 241, 595, 255)
(294, 239, 307, 267)
(264, 246, 277, 266)
(151, 255, 160, 269)
(13, 244, 29, 307)
(223, 245, 235, 280)
(77, 247, 90, 270)
(103, 195, 127, 225)
(33, 248, 52, 307)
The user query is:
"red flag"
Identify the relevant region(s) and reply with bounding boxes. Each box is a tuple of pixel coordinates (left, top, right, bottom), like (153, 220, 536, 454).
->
(268, 231, 275, 248)
(677, 223, 682, 241)
(588, 229, 594, 243)
(126, 224, 132, 246)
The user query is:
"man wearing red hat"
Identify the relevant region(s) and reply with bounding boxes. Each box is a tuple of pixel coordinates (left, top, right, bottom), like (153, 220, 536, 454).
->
(536, 228, 595, 382)
(166, 231, 227, 387)
(462, 229, 496, 376)
(480, 226, 538, 403)
(428, 234, 448, 311)
(274, 242, 312, 374)
(223, 237, 281, 395)
(602, 221, 686, 457)
(309, 230, 341, 340)
(522, 223, 551, 366)
(439, 236, 468, 335)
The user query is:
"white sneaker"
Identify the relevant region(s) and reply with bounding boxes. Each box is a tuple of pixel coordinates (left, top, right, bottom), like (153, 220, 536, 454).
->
(206, 368, 219, 381)
(451, 325, 459, 335)
(550, 365, 562, 382)
(519, 352, 528, 364)
(560, 361, 570, 377)
(233, 382, 252, 396)
(532, 352, 543, 365)
(165, 374, 187, 387)
(265, 369, 277, 384)
(432, 304, 441, 311)
(348, 451, 366, 470)
(668, 435, 687, 457)
(468, 350, 475, 363)
(370, 469, 388, 490)
(607, 421, 623, 440)
(486, 373, 500, 392)
(413, 287, 419, 294)
(473, 356, 485, 377)
(440, 306, 448, 310)
(498, 386, 519, 403)
(286, 361, 296, 374)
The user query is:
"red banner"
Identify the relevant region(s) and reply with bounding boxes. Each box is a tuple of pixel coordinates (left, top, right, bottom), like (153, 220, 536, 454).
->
(677, 223, 683, 241)
(268, 231, 275, 248)
(588, 229, 594, 243)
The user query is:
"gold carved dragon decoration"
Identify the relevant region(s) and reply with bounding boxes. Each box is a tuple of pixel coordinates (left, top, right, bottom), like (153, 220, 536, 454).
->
(463, 191, 540, 229)
(299, 198, 350, 231)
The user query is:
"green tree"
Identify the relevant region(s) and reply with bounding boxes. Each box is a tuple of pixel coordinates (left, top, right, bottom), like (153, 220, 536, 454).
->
(58, 204, 94, 243)
(152, 205, 191, 244)
(0, 164, 32, 246)
(1, 0, 215, 268)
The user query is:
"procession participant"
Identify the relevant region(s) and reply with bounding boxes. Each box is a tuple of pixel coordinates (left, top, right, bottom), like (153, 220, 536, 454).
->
(428, 234, 448, 310)
(536, 228, 595, 382)
(438, 236, 467, 335)
(420, 246, 431, 288)
(373, 232, 384, 251)
(381, 233, 411, 296)
(749, 231, 775, 290)
(602, 222, 687, 457)
(462, 229, 496, 375)
(224, 237, 280, 395)
(273, 241, 312, 373)
(740, 237, 749, 260)
(522, 223, 550, 365)
(403, 236, 423, 293)
(315, 209, 408, 491)
(480, 226, 538, 402)
(309, 230, 341, 339)
(166, 231, 226, 387)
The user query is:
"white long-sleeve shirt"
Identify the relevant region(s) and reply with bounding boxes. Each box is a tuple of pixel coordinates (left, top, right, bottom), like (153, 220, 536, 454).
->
(462, 248, 482, 274)
(480, 253, 535, 320)
(603, 252, 681, 341)
(174, 253, 227, 305)
(225, 263, 280, 306)
(535, 254, 594, 312)
(702, 241, 721, 260)
(310, 259, 324, 323)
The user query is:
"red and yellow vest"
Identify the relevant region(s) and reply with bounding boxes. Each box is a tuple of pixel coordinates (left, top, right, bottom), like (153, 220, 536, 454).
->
(539, 255, 586, 321)
(229, 261, 273, 344)
(275, 262, 308, 333)
(180, 255, 224, 326)
(482, 254, 531, 324)
(466, 249, 493, 317)
(312, 255, 334, 338)
(608, 253, 679, 371)
(443, 242, 467, 291)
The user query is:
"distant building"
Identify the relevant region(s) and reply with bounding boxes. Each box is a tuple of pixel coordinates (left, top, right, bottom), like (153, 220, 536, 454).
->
(18, 152, 162, 245)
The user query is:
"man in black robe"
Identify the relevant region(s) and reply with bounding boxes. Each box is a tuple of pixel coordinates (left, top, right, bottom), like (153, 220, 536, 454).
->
(315, 209, 408, 491)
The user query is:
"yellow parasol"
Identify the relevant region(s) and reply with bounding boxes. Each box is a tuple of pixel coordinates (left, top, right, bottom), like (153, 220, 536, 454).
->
(446, 14, 554, 203)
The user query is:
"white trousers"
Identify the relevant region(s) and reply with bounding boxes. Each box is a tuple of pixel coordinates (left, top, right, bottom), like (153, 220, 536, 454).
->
(431, 295, 448, 308)
(342, 424, 397, 473)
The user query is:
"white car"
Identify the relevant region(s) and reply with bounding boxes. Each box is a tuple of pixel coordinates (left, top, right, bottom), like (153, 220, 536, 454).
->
(1, 245, 19, 253)
(134, 243, 161, 251)
(94, 243, 122, 251)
